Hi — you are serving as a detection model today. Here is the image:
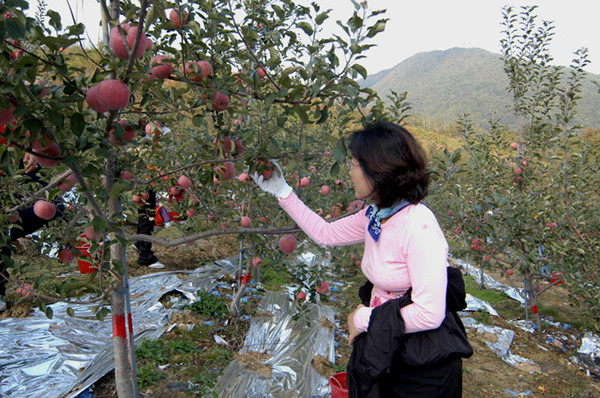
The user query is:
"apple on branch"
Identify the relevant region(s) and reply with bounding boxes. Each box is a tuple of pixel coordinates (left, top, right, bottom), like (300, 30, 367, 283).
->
(33, 200, 56, 220)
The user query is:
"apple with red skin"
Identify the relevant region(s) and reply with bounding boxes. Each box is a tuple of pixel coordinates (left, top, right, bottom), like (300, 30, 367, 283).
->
(96, 80, 130, 110)
(150, 55, 174, 79)
(238, 173, 250, 183)
(120, 170, 133, 180)
(16, 283, 34, 299)
(58, 248, 74, 263)
(8, 212, 20, 223)
(145, 122, 162, 139)
(320, 185, 330, 195)
(347, 200, 365, 212)
(255, 159, 274, 180)
(506, 269, 514, 276)
(355, 260, 362, 266)
(240, 216, 251, 228)
(216, 161, 235, 180)
(84, 225, 102, 240)
(32, 141, 62, 167)
(0, 99, 16, 124)
(514, 167, 523, 176)
(169, 186, 184, 197)
(132, 194, 144, 206)
(257, 67, 267, 79)
(86, 85, 109, 113)
(184, 61, 207, 82)
(510, 142, 518, 151)
(278, 234, 297, 253)
(296, 291, 306, 301)
(211, 91, 230, 112)
(33, 200, 56, 220)
(178, 175, 192, 189)
(141, 192, 150, 201)
(169, 8, 189, 29)
(186, 208, 196, 218)
(299, 177, 310, 188)
(330, 204, 342, 218)
(110, 120, 136, 145)
(109, 24, 148, 59)
(252, 256, 263, 268)
(196, 60, 214, 78)
(315, 280, 329, 294)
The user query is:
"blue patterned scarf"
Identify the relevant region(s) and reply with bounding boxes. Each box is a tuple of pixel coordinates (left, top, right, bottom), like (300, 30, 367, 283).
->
(365, 199, 411, 241)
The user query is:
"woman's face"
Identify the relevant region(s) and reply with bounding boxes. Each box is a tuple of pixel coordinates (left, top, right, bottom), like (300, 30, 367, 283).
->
(348, 157, 374, 200)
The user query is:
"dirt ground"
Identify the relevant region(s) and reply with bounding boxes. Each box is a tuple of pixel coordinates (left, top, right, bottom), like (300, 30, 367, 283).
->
(4, 234, 600, 397)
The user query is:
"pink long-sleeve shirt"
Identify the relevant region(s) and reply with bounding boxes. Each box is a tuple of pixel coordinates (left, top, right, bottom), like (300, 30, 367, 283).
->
(278, 192, 448, 334)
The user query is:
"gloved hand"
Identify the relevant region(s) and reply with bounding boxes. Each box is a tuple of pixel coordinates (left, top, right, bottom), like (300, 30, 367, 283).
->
(251, 160, 293, 199)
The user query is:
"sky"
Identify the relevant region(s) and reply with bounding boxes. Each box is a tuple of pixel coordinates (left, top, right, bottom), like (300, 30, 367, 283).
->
(32, 0, 600, 75)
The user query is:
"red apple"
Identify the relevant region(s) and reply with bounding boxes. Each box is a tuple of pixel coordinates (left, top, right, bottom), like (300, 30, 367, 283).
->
(169, 8, 189, 29)
(514, 167, 523, 176)
(257, 67, 267, 79)
(33, 200, 56, 220)
(506, 269, 514, 276)
(510, 142, 518, 151)
(216, 161, 235, 180)
(109, 23, 147, 60)
(211, 91, 230, 112)
(278, 233, 297, 253)
(316, 280, 329, 294)
(150, 55, 174, 79)
(120, 170, 133, 180)
(145, 122, 162, 139)
(255, 159, 274, 180)
(16, 283, 34, 299)
(240, 216, 251, 227)
(178, 175, 192, 189)
(141, 192, 150, 201)
(0, 99, 16, 124)
(58, 248, 74, 263)
(96, 80, 130, 110)
(483, 254, 491, 262)
(110, 120, 136, 145)
(320, 185, 330, 195)
(348, 200, 365, 213)
(86, 85, 109, 113)
(296, 291, 306, 301)
(330, 204, 342, 218)
(132, 194, 143, 206)
(238, 173, 250, 183)
(354, 260, 362, 266)
(169, 186, 184, 197)
(197, 60, 214, 78)
(84, 225, 102, 240)
(252, 256, 263, 267)
(32, 141, 62, 167)
(8, 212, 20, 223)
(299, 177, 310, 188)
(186, 208, 195, 218)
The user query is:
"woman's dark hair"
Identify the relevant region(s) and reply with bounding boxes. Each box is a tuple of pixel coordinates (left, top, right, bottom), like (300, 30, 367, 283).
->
(348, 121, 430, 208)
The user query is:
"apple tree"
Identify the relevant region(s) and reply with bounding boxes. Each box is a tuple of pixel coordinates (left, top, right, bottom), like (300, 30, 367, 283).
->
(0, 0, 388, 395)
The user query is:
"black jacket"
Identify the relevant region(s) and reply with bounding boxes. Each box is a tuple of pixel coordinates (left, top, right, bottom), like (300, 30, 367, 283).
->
(347, 267, 472, 398)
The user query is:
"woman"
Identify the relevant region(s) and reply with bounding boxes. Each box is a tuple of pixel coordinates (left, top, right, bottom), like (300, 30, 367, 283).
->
(253, 121, 469, 397)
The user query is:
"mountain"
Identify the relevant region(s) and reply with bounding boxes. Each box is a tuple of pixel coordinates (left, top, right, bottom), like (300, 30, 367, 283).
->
(361, 47, 600, 129)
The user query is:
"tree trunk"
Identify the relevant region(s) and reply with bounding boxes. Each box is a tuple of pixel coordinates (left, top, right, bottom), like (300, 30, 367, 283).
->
(523, 268, 541, 332)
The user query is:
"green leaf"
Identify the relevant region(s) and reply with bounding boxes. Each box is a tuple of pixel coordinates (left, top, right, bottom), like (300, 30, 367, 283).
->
(315, 12, 329, 25)
(297, 22, 313, 36)
(366, 20, 387, 38)
(333, 144, 346, 164)
(109, 181, 133, 199)
(47, 10, 62, 31)
(329, 162, 340, 177)
(96, 307, 110, 321)
(70, 112, 85, 136)
(66, 307, 75, 317)
(352, 64, 368, 79)
(264, 93, 277, 108)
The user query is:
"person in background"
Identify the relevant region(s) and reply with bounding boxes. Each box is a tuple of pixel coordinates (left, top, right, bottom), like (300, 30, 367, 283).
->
(252, 121, 470, 396)
(1, 146, 64, 312)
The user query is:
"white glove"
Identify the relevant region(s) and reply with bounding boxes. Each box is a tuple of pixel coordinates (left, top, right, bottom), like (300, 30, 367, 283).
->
(251, 160, 293, 199)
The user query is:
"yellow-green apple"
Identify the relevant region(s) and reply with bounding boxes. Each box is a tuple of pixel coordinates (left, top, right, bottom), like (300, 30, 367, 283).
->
(33, 200, 56, 220)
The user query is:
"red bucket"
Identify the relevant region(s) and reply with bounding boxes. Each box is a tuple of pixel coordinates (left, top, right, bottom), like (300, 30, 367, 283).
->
(75, 242, 101, 274)
(329, 372, 348, 398)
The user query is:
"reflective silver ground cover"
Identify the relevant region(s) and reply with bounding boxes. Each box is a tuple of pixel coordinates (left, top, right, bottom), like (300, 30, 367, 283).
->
(0, 260, 234, 398)
(215, 291, 335, 398)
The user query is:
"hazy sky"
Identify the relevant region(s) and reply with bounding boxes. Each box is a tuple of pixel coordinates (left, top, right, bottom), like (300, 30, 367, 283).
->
(33, 0, 600, 75)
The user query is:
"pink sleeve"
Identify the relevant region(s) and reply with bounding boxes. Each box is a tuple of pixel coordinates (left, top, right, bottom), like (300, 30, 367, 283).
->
(278, 192, 367, 246)
(400, 214, 448, 333)
(353, 306, 373, 333)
